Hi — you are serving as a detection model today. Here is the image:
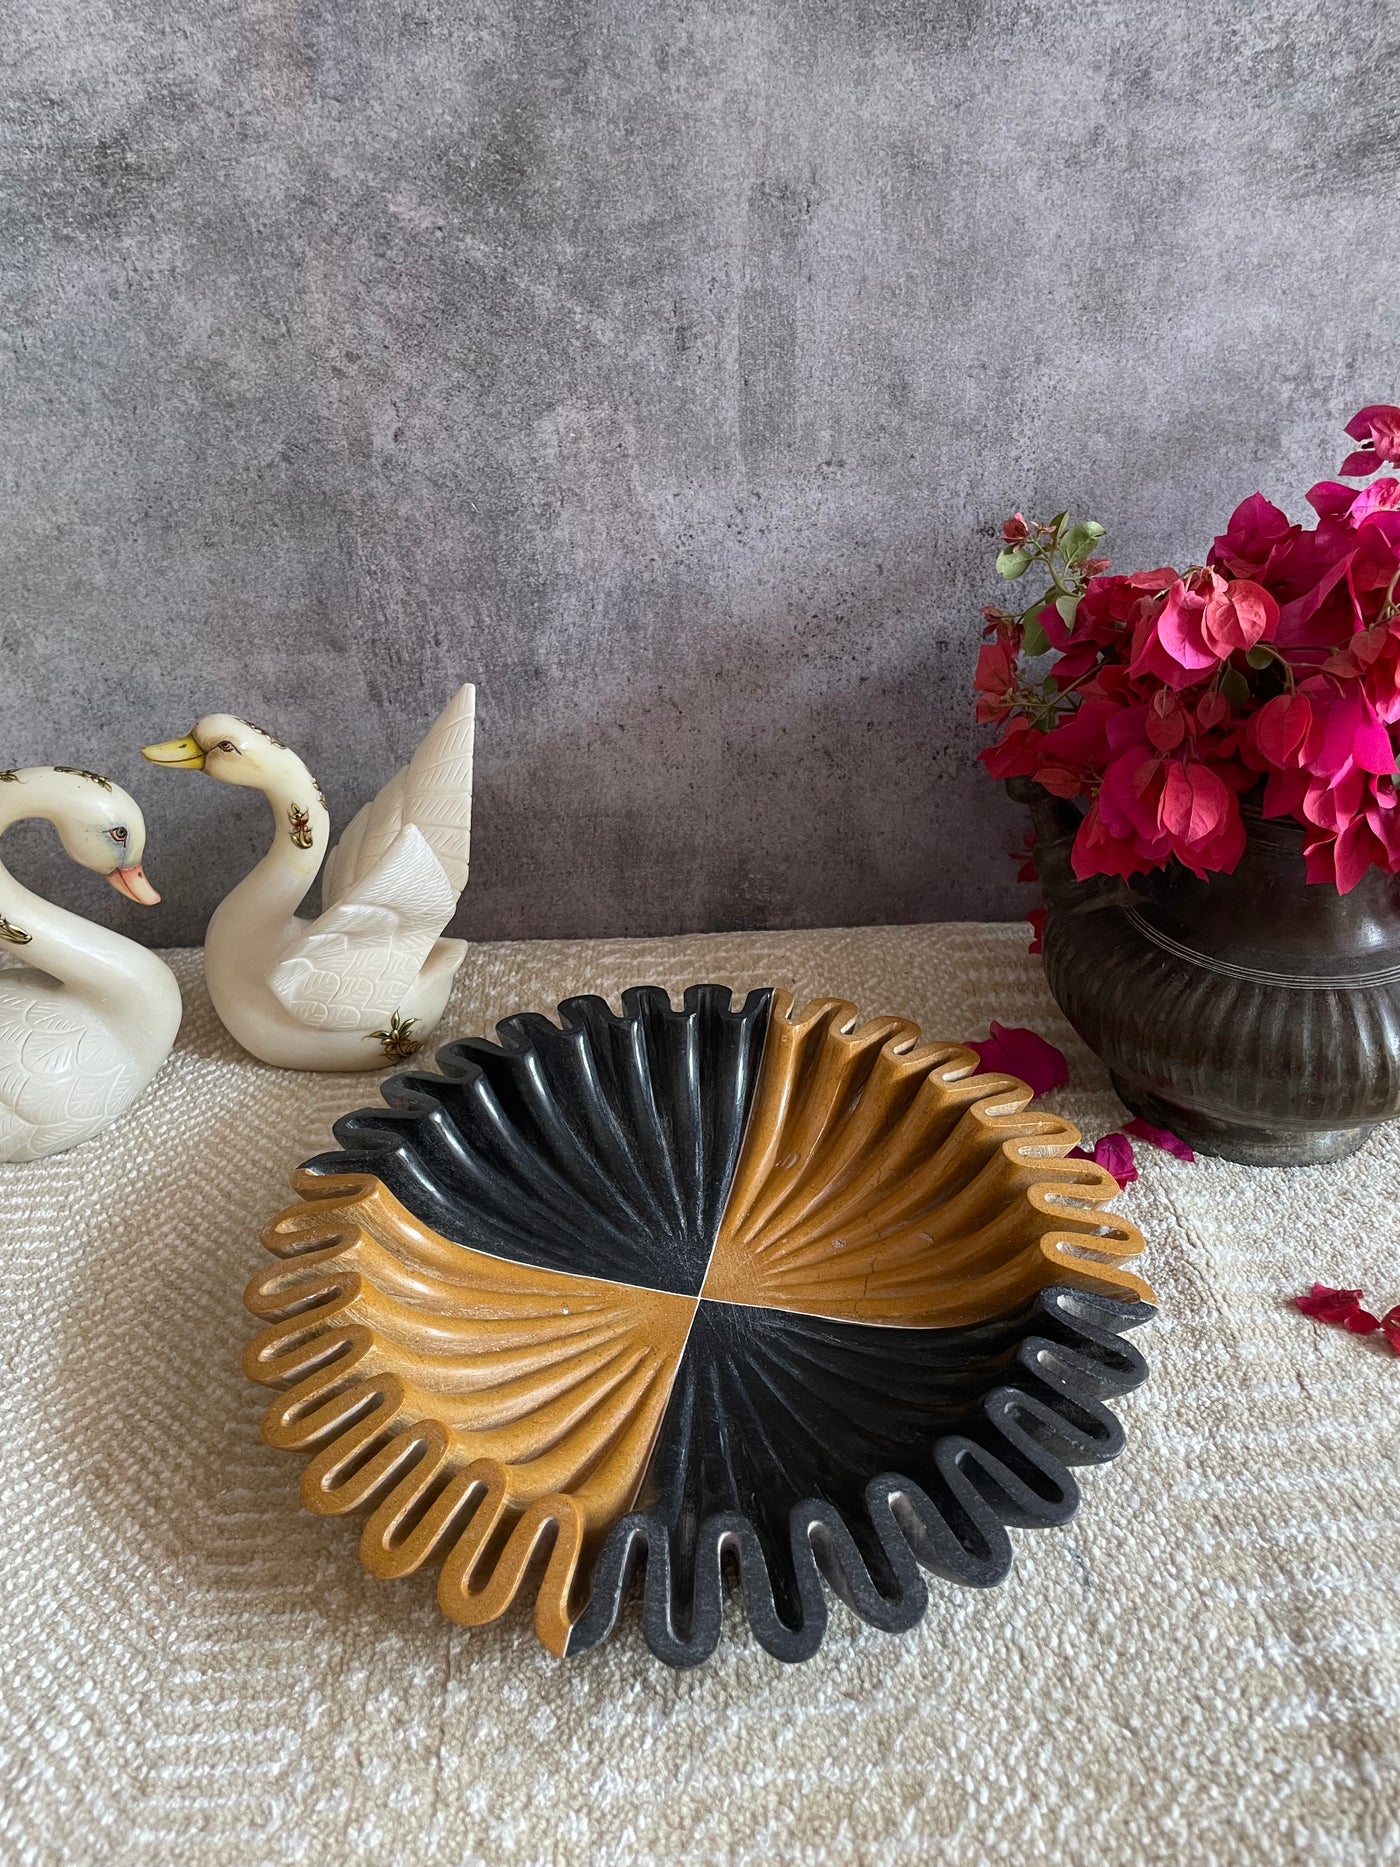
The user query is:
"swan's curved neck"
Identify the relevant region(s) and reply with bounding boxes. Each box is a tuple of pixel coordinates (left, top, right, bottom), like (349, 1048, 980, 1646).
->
(0, 805, 169, 1042)
(220, 758, 332, 929)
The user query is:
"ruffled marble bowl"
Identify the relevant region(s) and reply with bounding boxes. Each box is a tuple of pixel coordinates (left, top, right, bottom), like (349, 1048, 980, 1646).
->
(244, 985, 1155, 1666)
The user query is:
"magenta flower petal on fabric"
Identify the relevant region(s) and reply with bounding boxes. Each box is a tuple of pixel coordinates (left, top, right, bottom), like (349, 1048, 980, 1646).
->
(1294, 1283, 1369, 1326)
(1341, 1305, 1382, 1335)
(1120, 1116, 1196, 1162)
(965, 1021, 1069, 1097)
(1091, 1131, 1139, 1185)
(1069, 1133, 1139, 1186)
(1294, 1283, 1387, 1336)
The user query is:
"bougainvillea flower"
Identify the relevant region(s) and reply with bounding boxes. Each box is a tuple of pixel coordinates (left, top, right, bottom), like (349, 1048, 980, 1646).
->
(1025, 908, 1046, 954)
(1158, 760, 1229, 846)
(1340, 405, 1400, 477)
(978, 712, 1045, 778)
(965, 1022, 1069, 1097)
(1306, 477, 1400, 525)
(1318, 683, 1397, 779)
(1067, 1131, 1138, 1185)
(1134, 573, 1280, 688)
(1207, 577, 1278, 653)
(1347, 477, 1400, 525)
(1295, 1283, 1378, 1329)
(1146, 689, 1187, 750)
(973, 423, 1400, 894)
(1077, 568, 1178, 638)
(974, 642, 1019, 724)
(1210, 492, 1296, 578)
(1161, 766, 1247, 877)
(1300, 761, 1367, 833)
(1070, 801, 1158, 880)
(1381, 1305, 1400, 1355)
(1309, 814, 1392, 894)
(1249, 691, 1314, 767)
(1129, 579, 1216, 687)
(1031, 698, 1123, 786)
(1120, 1116, 1196, 1161)
(1096, 750, 1170, 846)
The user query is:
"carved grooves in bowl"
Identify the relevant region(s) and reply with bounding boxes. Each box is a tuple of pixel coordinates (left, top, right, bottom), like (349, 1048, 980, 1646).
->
(245, 985, 1156, 1664)
(302, 984, 775, 1295)
(244, 1170, 695, 1656)
(567, 1288, 1152, 1664)
(704, 993, 1153, 1321)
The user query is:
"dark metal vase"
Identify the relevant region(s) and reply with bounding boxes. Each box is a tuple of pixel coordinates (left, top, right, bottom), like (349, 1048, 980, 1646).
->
(1009, 777, 1400, 1166)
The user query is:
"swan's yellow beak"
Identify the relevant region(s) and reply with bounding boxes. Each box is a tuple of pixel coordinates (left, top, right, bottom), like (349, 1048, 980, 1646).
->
(142, 733, 206, 770)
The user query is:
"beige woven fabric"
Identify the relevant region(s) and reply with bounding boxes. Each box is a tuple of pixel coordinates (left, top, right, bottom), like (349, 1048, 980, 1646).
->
(1, 925, 1397, 1866)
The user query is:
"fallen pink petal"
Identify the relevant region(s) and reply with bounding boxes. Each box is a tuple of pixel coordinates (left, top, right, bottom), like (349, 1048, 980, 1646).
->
(1341, 1305, 1382, 1335)
(1295, 1283, 1370, 1327)
(1067, 1131, 1139, 1186)
(1092, 1131, 1139, 1184)
(966, 1021, 1069, 1097)
(1121, 1116, 1197, 1161)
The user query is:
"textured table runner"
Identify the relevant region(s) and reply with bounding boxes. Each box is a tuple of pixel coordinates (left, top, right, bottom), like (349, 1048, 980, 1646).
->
(2, 926, 1396, 1865)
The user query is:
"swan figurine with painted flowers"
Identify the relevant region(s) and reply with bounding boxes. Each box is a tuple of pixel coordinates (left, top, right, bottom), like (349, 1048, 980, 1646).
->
(0, 766, 181, 1162)
(143, 686, 475, 1071)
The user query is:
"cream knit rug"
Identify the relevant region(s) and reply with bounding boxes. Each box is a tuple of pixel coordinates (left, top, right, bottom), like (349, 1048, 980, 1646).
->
(1, 926, 1396, 1866)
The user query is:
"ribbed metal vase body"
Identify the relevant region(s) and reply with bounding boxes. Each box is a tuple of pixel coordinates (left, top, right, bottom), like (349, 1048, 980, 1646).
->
(1025, 787, 1400, 1165)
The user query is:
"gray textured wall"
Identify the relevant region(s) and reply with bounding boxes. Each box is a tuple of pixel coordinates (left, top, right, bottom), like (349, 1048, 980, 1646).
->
(2, 0, 1397, 948)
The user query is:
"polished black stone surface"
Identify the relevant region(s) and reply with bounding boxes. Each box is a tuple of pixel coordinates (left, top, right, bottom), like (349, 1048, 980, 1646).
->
(305, 983, 774, 1293)
(568, 1287, 1153, 1665)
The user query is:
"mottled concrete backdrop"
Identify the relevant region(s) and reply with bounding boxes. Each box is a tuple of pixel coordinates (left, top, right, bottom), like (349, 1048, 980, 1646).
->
(2, 0, 1397, 946)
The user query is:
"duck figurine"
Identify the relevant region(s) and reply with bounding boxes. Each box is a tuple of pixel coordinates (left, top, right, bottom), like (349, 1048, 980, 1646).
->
(142, 686, 475, 1071)
(0, 767, 181, 1162)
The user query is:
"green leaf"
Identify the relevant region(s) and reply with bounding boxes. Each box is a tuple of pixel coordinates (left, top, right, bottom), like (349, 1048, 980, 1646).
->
(1021, 617, 1050, 656)
(1048, 511, 1068, 537)
(1245, 644, 1276, 668)
(996, 546, 1034, 579)
(1221, 665, 1251, 706)
(1054, 593, 1080, 627)
(1061, 520, 1107, 565)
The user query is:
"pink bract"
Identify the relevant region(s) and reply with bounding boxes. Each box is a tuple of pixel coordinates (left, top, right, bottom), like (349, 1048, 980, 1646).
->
(1294, 1283, 1369, 1326)
(1067, 1131, 1139, 1186)
(1120, 1116, 1196, 1161)
(975, 404, 1400, 895)
(1340, 405, 1400, 477)
(965, 1021, 1069, 1097)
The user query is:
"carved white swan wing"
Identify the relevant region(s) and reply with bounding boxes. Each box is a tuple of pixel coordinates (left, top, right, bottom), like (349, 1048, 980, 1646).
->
(0, 984, 139, 1161)
(320, 684, 475, 910)
(267, 686, 475, 1033)
(267, 825, 458, 1030)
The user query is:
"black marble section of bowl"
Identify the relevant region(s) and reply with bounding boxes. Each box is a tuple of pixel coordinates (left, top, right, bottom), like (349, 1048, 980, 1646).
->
(567, 1287, 1153, 1666)
(305, 984, 774, 1294)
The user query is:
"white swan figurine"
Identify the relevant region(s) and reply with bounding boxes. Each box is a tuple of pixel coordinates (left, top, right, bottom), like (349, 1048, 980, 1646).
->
(142, 686, 475, 1071)
(0, 766, 181, 1162)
